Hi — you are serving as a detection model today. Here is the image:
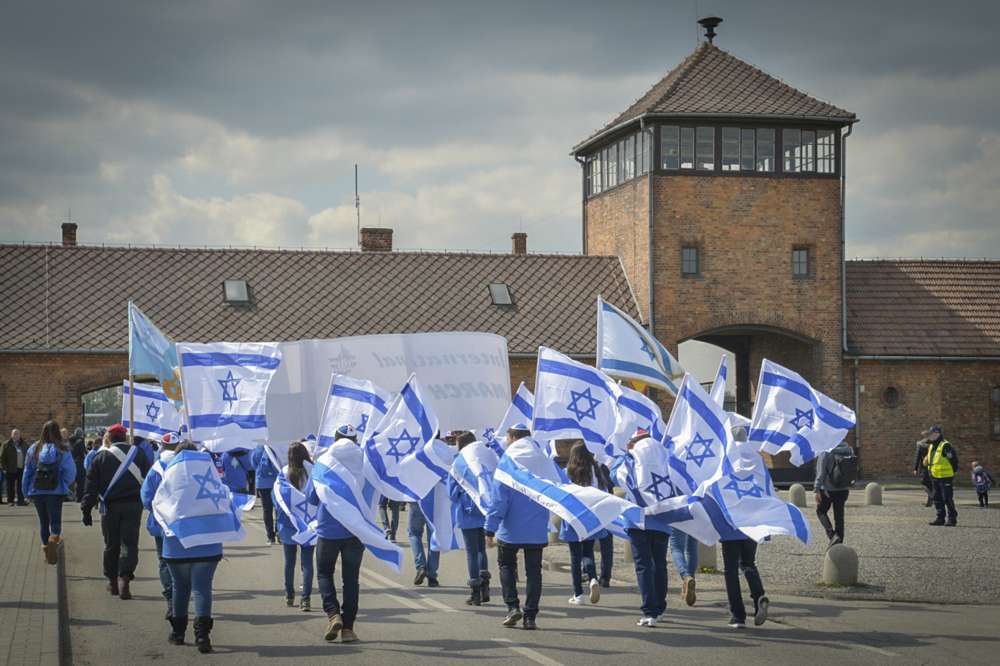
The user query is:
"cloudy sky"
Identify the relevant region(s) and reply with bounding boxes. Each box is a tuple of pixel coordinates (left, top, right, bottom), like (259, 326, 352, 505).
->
(2, 0, 998, 257)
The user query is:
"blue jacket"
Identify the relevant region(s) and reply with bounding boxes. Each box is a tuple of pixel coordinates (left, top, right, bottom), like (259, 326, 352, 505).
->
(447, 475, 485, 530)
(83, 447, 99, 471)
(221, 449, 253, 492)
(307, 484, 353, 540)
(140, 454, 223, 561)
(23, 443, 77, 497)
(484, 481, 549, 545)
(250, 445, 278, 490)
(140, 452, 177, 538)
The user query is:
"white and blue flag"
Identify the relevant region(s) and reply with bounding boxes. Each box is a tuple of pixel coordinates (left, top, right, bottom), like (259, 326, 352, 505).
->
(268, 446, 318, 546)
(364, 374, 449, 502)
(710, 354, 728, 408)
(450, 440, 500, 515)
(151, 449, 247, 548)
(121, 380, 183, 440)
(749, 359, 856, 466)
(532, 347, 621, 459)
(178, 342, 282, 452)
(664, 374, 732, 495)
(485, 382, 534, 454)
(596, 296, 684, 396)
(318, 374, 391, 449)
(610, 384, 665, 454)
(419, 480, 464, 553)
(312, 442, 403, 571)
(495, 437, 642, 541)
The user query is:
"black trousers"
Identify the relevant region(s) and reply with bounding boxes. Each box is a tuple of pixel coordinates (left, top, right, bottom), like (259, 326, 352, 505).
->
(101, 501, 143, 579)
(816, 489, 849, 540)
(721, 539, 765, 622)
(932, 478, 958, 522)
(497, 541, 543, 619)
(316, 536, 364, 629)
(258, 488, 275, 540)
(6, 470, 25, 504)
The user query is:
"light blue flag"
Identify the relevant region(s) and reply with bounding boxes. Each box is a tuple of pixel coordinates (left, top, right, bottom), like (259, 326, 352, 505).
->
(363, 374, 449, 502)
(596, 296, 684, 396)
(419, 480, 464, 553)
(450, 440, 499, 515)
(317, 374, 391, 448)
(484, 382, 534, 454)
(312, 441, 403, 571)
(128, 301, 182, 401)
(121, 380, 183, 440)
(664, 374, 732, 496)
(749, 359, 856, 466)
(151, 449, 247, 548)
(178, 342, 282, 452)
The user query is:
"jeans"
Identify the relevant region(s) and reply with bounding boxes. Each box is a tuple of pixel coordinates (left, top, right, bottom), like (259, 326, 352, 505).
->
(932, 478, 958, 522)
(32, 494, 64, 544)
(628, 528, 668, 618)
(316, 536, 364, 628)
(721, 538, 765, 622)
(283, 544, 316, 600)
(154, 536, 173, 610)
(258, 488, 275, 541)
(166, 560, 218, 618)
(408, 503, 439, 577)
(568, 540, 597, 596)
(101, 501, 142, 579)
(816, 489, 850, 540)
(380, 500, 400, 538)
(668, 529, 699, 579)
(497, 541, 543, 619)
(598, 534, 614, 582)
(461, 527, 488, 584)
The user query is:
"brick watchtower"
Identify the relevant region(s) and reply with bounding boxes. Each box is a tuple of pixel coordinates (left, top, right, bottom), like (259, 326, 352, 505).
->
(572, 17, 857, 416)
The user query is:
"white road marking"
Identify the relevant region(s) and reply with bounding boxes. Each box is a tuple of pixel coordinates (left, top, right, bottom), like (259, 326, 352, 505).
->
(361, 567, 458, 613)
(851, 642, 900, 658)
(492, 638, 564, 666)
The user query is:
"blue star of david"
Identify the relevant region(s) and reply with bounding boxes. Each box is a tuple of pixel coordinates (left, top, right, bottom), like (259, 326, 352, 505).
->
(639, 339, 656, 363)
(482, 427, 496, 442)
(356, 413, 370, 434)
(386, 429, 420, 463)
(789, 408, 814, 430)
(685, 433, 716, 468)
(644, 471, 673, 501)
(193, 469, 229, 511)
(724, 473, 765, 500)
(567, 387, 601, 421)
(145, 401, 161, 420)
(295, 497, 316, 524)
(218, 370, 241, 404)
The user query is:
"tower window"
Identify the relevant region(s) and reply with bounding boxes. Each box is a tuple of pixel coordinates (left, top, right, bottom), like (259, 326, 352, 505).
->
(696, 127, 715, 171)
(722, 127, 740, 171)
(640, 126, 653, 174)
(722, 127, 764, 172)
(756, 129, 775, 172)
(783, 129, 801, 172)
(817, 129, 836, 173)
(606, 144, 618, 187)
(591, 153, 603, 195)
(661, 125, 680, 170)
(624, 135, 636, 180)
(792, 248, 810, 277)
(681, 246, 700, 277)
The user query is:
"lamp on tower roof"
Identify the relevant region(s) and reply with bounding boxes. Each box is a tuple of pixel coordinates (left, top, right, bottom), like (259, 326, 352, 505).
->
(697, 16, 723, 44)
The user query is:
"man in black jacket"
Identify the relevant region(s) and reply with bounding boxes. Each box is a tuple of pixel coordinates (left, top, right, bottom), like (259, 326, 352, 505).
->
(82, 424, 151, 599)
(70, 428, 87, 502)
(913, 439, 933, 507)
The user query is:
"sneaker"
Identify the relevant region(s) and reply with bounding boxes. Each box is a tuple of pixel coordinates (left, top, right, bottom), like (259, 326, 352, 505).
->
(754, 596, 769, 626)
(728, 616, 746, 629)
(589, 578, 601, 604)
(568, 594, 586, 605)
(599, 577, 611, 588)
(324, 614, 343, 641)
(300, 598, 311, 612)
(928, 519, 945, 526)
(414, 568, 427, 586)
(341, 628, 359, 643)
(522, 616, 537, 630)
(829, 535, 843, 546)
(427, 577, 440, 588)
(286, 597, 295, 607)
(946, 520, 957, 527)
(503, 608, 523, 627)
(684, 576, 696, 606)
(636, 616, 657, 627)
(267, 538, 275, 546)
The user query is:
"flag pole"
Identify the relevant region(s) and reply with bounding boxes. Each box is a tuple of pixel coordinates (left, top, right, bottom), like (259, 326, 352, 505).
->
(128, 373, 135, 445)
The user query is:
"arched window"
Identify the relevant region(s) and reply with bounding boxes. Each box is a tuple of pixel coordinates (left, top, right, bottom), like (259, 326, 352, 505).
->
(882, 386, 901, 409)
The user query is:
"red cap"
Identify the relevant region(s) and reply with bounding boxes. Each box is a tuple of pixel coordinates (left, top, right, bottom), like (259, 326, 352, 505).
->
(107, 424, 128, 437)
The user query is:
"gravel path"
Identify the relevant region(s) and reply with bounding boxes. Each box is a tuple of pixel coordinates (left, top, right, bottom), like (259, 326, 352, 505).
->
(543, 487, 1000, 605)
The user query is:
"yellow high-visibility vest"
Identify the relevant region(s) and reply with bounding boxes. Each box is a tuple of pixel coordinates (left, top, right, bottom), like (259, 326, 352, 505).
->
(925, 440, 954, 479)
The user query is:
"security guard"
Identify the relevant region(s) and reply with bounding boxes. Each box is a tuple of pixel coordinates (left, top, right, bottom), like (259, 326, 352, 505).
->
(923, 425, 959, 526)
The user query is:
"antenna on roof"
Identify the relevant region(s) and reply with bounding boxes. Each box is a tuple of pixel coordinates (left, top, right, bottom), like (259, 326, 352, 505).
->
(697, 16, 723, 44)
(355, 164, 361, 249)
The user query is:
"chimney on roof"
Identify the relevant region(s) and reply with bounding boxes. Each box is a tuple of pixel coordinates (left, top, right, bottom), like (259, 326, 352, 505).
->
(360, 227, 393, 252)
(512, 232, 527, 255)
(61, 222, 78, 247)
(697, 16, 723, 44)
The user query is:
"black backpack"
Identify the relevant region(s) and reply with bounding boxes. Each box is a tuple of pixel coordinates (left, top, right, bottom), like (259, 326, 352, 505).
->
(826, 445, 858, 489)
(33, 451, 63, 491)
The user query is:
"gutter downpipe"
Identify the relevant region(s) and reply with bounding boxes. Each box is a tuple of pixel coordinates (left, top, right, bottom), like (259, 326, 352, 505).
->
(642, 117, 655, 335)
(841, 123, 856, 462)
(574, 155, 587, 254)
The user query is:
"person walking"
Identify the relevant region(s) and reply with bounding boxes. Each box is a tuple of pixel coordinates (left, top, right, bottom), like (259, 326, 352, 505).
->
(561, 443, 601, 606)
(140, 433, 181, 623)
(81, 423, 151, 599)
(668, 529, 699, 606)
(814, 440, 857, 545)
(23, 421, 76, 564)
(448, 431, 491, 606)
(720, 534, 769, 628)
(408, 500, 440, 587)
(923, 425, 959, 526)
(69, 428, 87, 502)
(913, 437, 934, 507)
(251, 443, 279, 544)
(595, 461, 615, 588)
(220, 448, 253, 494)
(2, 429, 30, 505)
(379, 497, 401, 541)
(276, 442, 316, 611)
(971, 461, 994, 508)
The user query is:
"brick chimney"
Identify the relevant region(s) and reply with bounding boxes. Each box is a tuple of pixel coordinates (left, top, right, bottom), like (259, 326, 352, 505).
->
(360, 227, 393, 252)
(61, 222, 78, 247)
(512, 232, 527, 255)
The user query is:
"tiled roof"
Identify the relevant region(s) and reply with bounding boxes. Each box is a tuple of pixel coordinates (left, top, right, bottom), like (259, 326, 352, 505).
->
(0, 244, 639, 356)
(574, 42, 856, 153)
(845, 260, 1000, 357)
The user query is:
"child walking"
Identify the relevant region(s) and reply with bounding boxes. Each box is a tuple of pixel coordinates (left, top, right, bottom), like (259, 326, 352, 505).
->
(971, 461, 994, 508)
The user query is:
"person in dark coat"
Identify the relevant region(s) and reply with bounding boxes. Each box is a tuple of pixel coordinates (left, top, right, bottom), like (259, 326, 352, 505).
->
(69, 428, 87, 502)
(1, 429, 31, 505)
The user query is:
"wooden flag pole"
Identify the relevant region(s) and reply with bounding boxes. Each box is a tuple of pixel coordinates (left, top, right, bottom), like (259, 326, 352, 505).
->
(128, 373, 135, 445)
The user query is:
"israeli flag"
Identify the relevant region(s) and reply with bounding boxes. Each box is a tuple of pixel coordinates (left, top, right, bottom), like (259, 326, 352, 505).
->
(128, 301, 182, 402)
(749, 360, 856, 466)
(121, 380, 183, 440)
(318, 374, 391, 448)
(532, 347, 621, 458)
(269, 448, 317, 546)
(178, 342, 282, 452)
(664, 374, 732, 495)
(312, 442, 403, 571)
(710, 355, 728, 408)
(364, 374, 449, 502)
(419, 481, 464, 552)
(151, 449, 246, 548)
(495, 437, 642, 541)
(596, 296, 684, 396)
(450, 440, 500, 515)
(486, 382, 534, 452)
(610, 384, 665, 454)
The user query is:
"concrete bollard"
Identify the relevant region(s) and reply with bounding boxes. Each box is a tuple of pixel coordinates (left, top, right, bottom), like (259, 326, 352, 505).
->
(548, 516, 562, 545)
(865, 482, 883, 506)
(697, 541, 717, 572)
(788, 483, 807, 508)
(822, 544, 859, 586)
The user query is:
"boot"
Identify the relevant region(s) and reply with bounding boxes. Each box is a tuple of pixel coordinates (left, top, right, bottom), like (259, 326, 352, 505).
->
(168, 616, 187, 645)
(479, 570, 491, 603)
(119, 577, 132, 600)
(466, 580, 482, 606)
(193, 616, 214, 653)
(107, 577, 119, 596)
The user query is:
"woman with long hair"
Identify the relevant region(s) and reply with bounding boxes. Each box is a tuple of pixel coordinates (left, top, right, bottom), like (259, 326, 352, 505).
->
(276, 442, 316, 610)
(23, 420, 76, 564)
(561, 442, 601, 605)
(447, 431, 492, 606)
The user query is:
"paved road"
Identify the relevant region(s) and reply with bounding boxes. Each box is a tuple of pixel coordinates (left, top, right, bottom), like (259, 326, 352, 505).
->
(59, 503, 999, 665)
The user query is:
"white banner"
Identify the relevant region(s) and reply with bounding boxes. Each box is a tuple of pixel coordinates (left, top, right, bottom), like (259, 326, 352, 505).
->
(265, 332, 511, 443)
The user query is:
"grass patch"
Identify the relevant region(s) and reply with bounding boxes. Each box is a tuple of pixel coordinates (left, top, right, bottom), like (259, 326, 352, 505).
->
(698, 566, 720, 575)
